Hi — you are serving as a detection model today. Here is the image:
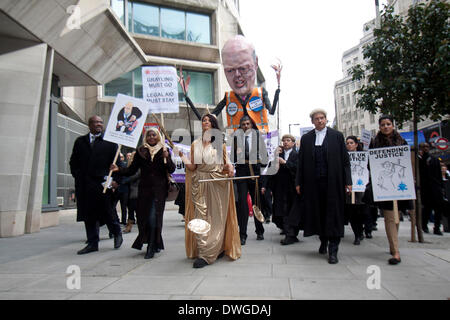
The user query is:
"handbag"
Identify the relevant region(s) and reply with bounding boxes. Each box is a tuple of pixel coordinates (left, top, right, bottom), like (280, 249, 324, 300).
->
(166, 174, 179, 201)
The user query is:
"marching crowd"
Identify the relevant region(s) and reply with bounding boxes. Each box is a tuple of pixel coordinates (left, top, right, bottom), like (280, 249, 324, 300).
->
(69, 35, 449, 269)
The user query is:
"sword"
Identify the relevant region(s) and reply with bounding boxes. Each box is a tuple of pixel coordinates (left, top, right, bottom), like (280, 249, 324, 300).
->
(198, 175, 259, 183)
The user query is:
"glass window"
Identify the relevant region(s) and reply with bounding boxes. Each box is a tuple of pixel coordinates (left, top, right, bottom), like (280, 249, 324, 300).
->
(186, 12, 211, 44)
(161, 7, 185, 40)
(104, 70, 133, 97)
(178, 70, 213, 105)
(111, 0, 125, 25)
(132, 2, 159, 36)
(341, 96, 345, 108)
(133, 67, 143, 98)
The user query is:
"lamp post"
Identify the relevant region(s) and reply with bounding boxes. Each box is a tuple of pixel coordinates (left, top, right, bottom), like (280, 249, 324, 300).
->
(289, 123, 300, 135)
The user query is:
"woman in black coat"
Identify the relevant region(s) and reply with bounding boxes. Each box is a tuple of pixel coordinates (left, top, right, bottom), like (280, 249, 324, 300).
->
(111, 128, 175, 259)
(369, 115, 412, 265)
(344, 136, 368, 245)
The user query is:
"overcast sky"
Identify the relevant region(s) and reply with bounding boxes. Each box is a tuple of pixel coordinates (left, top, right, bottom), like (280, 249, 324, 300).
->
(239, 0, 389, 136)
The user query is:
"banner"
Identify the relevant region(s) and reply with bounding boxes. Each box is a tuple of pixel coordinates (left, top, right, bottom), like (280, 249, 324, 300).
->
(368, 145, 416, 202)
(300, 127, 314, 137)
(262, 130, 279, 162)
(170, 143, 191, 183)
(348, 151, 369, 192)
(142, 66, 179, 113)
(103, 94, 149, 148)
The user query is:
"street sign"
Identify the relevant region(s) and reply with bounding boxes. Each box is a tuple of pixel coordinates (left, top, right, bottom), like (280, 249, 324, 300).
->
(435, 137, 449, 151)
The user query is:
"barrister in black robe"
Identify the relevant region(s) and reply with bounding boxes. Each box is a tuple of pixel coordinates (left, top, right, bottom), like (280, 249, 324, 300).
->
(262, 134, 298, 236)
(69, 115, 123, 255)
(295, 109, 352, 264)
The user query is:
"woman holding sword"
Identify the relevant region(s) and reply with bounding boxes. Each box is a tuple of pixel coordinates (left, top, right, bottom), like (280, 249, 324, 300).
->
(174, 113, 242, 268)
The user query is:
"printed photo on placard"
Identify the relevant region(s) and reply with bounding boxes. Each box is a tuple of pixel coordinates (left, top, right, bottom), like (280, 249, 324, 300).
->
(103, 94, 150, 149)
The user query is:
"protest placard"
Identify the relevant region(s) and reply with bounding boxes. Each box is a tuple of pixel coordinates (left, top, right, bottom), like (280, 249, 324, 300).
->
(142, 66, 179, 113)
(103, 94, 149, 149)
(348, 151, 369, 192)
(361, 129, 372, 151)
(368, 145, 416, 201)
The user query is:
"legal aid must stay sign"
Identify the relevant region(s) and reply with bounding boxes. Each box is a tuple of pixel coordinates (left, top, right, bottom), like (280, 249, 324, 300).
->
(142, 66, 179, 114)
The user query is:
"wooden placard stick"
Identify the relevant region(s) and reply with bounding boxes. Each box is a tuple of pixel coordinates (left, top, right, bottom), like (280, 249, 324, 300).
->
(151, 113, 175, 148)
(103, 144, 122, 194)
(351, 191, 355, 204)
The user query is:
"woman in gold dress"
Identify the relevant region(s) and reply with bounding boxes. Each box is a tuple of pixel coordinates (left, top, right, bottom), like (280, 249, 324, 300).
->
(175, 114, 241, 268)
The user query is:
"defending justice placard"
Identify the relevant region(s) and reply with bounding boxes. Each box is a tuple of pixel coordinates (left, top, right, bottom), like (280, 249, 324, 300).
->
(348, 151, 369, 192)
(142, 66, 179, 113)
(103, 94, 150, 148)
(368, 145, 416, 202)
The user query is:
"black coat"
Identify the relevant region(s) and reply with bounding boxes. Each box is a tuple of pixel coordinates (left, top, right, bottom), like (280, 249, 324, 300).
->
(231, 129, 268, 177)
(296, 128, 352, 237)
(264, 148, 298, 226)
(419, 152, 444, 206)
(69, 133, 118, 223)
(119, 146, 175, 250)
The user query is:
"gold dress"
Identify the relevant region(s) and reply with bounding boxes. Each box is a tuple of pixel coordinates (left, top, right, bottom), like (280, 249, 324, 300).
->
(184, 139, 241, 264)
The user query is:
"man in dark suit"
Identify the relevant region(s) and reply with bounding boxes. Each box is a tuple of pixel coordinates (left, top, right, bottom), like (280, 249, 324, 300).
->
(295, 109, 352, 264)
(70, 115, 123, 254)
(232, 116, 268, 245)
(262, 134, 298, 241)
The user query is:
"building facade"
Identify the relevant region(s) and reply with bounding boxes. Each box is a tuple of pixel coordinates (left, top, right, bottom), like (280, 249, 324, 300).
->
(0, 0, 272, 237)
(334, 0, 448, 154)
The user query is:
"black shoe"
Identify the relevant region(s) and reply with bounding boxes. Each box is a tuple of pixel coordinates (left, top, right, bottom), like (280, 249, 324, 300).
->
(240, 238, 246, 245)
(114, 234, 123, 249)
(280, 236, 298, 245)
(109, 232, 113, 239)
(359, 233, 364, 241)
(77, 244, 98, 255)
(319, 242, 327, 254)
(353, 237, 360, 245)
(423, 227, 429, 233)
(256, 234, 264, 240)
(265, 218, 270, 224)
(144, 245, 155, 259)
(434, 228, 443, 236)
(193, 258, 208, 268)
(388, 257, 401, 265)
(365, 232, 373, 239)
(328, 254, 338, 264)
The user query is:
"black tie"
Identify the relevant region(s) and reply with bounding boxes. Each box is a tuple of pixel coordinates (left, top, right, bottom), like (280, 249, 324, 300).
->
(90, 136, 97, 148)
(245, 135, 249, 160)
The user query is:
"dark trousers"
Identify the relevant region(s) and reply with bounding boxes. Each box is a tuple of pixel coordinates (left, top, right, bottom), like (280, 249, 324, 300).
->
(84, 216, 121, 246)
(236, 179, 264, 239)
(422, 204, 442, 230)
(127, 198, 137, 222)
(113, 191, 129, 223)
(317, 177, 342, 252)
(348, 204, 366, 238)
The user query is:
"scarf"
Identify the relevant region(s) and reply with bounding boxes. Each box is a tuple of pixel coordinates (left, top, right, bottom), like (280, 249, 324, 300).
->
(143, 127, 165, 161)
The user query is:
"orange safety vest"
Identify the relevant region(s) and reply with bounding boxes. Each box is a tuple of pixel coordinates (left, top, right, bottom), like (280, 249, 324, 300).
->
(225, 87, 269, 132)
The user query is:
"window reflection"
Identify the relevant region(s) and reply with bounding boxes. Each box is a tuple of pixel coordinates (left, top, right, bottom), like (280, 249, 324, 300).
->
(187, 12, 210, 44)
(161, 8, 185, 40)
(133, 2, 159, 36)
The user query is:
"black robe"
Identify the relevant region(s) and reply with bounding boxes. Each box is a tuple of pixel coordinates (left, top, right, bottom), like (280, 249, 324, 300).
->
(119, 146, 175, 251)
(69, 133, 118, 224)
(295, 128, 352, 237)
(264, 148, 298, 229)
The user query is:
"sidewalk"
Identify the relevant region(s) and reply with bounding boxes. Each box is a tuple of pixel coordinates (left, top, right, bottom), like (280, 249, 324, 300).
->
(0, 206, 449, 300)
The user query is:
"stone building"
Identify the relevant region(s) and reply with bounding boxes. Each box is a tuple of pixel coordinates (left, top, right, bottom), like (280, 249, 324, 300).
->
(0, 0, 269, 237)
